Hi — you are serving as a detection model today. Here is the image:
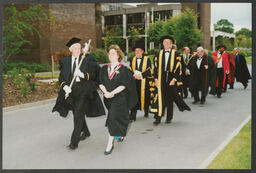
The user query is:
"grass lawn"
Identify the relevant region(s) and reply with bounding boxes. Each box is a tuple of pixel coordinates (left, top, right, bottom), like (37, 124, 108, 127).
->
(207, 120, 251, 169)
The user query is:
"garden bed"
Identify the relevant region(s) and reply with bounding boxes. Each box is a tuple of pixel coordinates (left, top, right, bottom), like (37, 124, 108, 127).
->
(2, 78, 59, 107)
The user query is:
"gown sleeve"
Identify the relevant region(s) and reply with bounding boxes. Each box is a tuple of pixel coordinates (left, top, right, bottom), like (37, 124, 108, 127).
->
(99, 65, 106, 86)
(120, 66, 138, 110)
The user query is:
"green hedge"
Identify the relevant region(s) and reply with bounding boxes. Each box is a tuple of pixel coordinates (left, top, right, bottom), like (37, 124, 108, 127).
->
(229, 50, 248, 58)
(91, 48, 109, 64)
(3, 62, 51, 74)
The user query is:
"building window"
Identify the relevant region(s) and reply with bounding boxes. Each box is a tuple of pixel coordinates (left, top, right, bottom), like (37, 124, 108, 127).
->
(154, 10, 173, 21)
(105, 15, 123, 25)
(127, 13, 145, 24)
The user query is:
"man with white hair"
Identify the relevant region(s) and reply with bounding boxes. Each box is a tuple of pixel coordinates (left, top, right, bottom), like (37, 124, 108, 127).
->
(188, 46, 209, 104)
(52, 37, 105, 150)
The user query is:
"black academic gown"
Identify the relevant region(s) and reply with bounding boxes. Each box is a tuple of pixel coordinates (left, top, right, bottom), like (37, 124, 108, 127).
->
(234, 54, 251, 86)
(189, 55, 211, 101)
(52, 54, 105, 147)
(151, 49, 191, 119)
(52, 54, 105, 117)
(129, 55, 152, 112)
(206, 54, 216, 95)
(100, 65, 137, 136)
(181, 54, 193, 97)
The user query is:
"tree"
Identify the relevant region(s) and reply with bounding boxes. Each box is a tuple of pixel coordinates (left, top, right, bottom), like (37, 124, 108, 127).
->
(159, 18, 175, 42)
(146, 8, 201, 50)
(146, 20, 163, 45)
(127, 26, 143, 49)
(235, 28, 252, 38)
(3, 4, 48, 62)
(234, 35, 252, 48)
(172, 8, 201, 50)
(214, 19, 234, 33)
(216, 36, 234, 51)
(104, 26, 125, 51)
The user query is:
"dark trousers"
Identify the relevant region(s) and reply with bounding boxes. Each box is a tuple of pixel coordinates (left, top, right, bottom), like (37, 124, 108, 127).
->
(191, 73, 207, 102)
(223, 74, 228, 92)
(182, 75, 191, 98)
(155, 84, 175, 122)
(216, 68, 224, 97)
(130, 106, 149, 121)
(70, 83, 90, 147)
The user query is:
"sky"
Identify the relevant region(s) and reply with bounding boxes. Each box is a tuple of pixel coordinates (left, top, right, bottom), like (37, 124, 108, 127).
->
(125, 3, 252, 32)
(211, 3, 251, 32)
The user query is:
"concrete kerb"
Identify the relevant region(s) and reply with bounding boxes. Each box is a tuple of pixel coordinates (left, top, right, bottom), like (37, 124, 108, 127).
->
(3, 98, 57, 113)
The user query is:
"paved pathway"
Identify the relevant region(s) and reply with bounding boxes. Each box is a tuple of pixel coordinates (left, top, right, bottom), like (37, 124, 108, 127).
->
(2, 65, 252, 169)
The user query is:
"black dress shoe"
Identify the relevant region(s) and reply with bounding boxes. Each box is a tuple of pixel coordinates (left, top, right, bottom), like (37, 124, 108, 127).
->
(104, 146, 114, 155)
(80, 133, 90, 141)
(144, 114, 149, 118)
(200, 100, 205, 104)
(67, 144, 78, 150)
(192, 100, 199, 104)
(209, 90, 216, 95)
(153, 120, 161, 125)
(217, 95, 221, 98)
(244, 85, 248, 89)
(165, 120, 172, 124)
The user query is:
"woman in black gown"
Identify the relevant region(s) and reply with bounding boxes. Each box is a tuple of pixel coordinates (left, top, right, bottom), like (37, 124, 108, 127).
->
(99, 45, 137, 155)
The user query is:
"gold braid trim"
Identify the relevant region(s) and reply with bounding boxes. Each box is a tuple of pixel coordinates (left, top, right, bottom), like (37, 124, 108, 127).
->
(132, 56, 136, 72)
(157, 50, 163, 116)
(170, 49, 175, 72)
(140, 56, 148, 110)
(174, 61, 182, 76)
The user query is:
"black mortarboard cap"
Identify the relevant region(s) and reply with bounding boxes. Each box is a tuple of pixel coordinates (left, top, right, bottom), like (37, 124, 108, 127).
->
(161, 35, 176, 44)
(133, 42, 145, 51)
(216, 45, 227, 50)
(66, 37, 81, 47)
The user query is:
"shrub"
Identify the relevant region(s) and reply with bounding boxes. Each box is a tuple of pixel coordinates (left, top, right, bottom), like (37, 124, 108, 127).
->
(239, 50, 248, 57)
(91, 48, 109, 64)
(3, 62, 51, 74)
(6, 68, 36, 97)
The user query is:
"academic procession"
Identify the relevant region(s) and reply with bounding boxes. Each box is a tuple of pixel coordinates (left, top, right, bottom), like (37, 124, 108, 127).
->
(2, 2, 252, 169)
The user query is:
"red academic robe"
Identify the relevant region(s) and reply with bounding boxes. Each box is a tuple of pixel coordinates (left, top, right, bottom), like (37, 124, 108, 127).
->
(226, 51, 236, 84)
(212, 51, 230, 88)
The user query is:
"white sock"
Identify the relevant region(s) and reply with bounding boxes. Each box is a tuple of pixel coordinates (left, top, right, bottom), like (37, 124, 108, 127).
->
(106, 134, 114, 152)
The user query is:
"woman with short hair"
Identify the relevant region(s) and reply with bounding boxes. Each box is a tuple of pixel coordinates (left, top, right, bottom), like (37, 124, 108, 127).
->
(99, 45, 137, 155)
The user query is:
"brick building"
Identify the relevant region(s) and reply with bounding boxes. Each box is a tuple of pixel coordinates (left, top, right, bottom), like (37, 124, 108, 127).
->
(7, 3, 210, 64)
